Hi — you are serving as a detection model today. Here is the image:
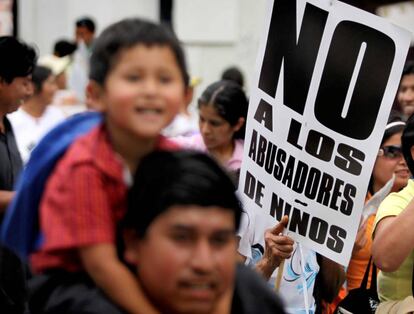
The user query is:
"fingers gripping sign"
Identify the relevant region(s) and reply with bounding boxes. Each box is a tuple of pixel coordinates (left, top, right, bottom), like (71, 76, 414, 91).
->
(264, 215, 294, 268)
(254, 215, 294, 282)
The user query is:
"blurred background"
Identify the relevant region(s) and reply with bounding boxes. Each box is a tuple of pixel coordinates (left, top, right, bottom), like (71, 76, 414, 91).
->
(0, 0, 413, 104)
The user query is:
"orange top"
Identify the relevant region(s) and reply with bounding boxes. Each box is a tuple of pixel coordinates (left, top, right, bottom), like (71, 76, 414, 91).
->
(346, 213, 375, 290)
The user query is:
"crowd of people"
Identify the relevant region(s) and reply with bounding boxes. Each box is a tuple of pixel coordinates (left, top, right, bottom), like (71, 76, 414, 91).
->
(0, 13, 412, 314)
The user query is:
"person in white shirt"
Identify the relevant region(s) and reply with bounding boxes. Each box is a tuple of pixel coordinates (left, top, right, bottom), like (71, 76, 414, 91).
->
(8, 65, 65, 164)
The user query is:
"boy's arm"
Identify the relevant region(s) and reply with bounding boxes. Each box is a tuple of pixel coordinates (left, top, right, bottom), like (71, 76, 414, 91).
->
(80, 243, 159, 314)
(0, 190, 14, 212)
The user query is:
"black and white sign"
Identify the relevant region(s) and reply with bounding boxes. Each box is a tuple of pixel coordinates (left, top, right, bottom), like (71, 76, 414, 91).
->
(239, 0, 411, 266)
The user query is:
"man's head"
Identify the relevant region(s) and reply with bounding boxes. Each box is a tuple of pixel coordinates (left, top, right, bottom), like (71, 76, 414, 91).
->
(0, 36, 37, 114)
(29, 65, 58, 105)
(75, 17, 96, 46)
(53, 39, 77, 57)
(123, 150, 242, 314)
(398, 61, 414, 118)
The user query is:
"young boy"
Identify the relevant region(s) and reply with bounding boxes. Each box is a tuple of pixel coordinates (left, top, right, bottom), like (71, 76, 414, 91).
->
(29, 18, 190, 314)
(123, 150, 286, 314)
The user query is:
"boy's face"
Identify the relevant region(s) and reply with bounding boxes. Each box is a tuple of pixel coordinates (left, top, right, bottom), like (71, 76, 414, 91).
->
(124, 206, 237, 314)
(93, 44, 186, 140)
(0, 75, 33, 114)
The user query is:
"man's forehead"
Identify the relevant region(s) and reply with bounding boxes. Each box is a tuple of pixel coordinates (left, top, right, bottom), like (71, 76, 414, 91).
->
(159, 205, 235, 229)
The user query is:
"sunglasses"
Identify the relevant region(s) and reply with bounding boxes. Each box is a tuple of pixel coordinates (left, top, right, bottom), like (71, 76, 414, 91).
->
(378, 145, 403, 159)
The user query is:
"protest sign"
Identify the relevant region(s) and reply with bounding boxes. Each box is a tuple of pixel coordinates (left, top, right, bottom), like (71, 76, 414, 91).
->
(239, 0, 411, 266)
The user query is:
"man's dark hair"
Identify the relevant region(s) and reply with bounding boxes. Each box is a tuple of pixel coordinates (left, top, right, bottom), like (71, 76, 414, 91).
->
(221, 66, 244, 88)
(198, 80, 249, 139)
(76, 17, 96, 33)
(89, 18, 189, 87)
(124, 150, 242, 238)
(31, 66, 53, 94)
(0, 37, 37, 83)
(53, 39, 77, 57)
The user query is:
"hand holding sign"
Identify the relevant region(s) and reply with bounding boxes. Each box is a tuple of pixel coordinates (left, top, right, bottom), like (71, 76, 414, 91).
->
(255, 215, 294, 280)
(260, 215, 294, 274)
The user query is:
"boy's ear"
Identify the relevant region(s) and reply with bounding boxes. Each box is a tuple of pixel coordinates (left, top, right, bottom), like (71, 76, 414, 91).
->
(86, 80, 105, 111)
(123, 229, 141, 265)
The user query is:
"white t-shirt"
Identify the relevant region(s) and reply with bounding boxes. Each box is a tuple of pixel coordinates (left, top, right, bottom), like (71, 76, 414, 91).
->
(8, 106, 65, 164)
(238, 210, 319, 314)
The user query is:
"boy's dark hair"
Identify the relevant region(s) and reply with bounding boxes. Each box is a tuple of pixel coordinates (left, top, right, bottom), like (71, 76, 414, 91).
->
(31, 66, 53, 94)
(53, 39, 77, 57)
(221, 66, 244, 88)
(124, 150, 242, 238)
(402, 112, 414, 174)
(198, 80, 249, 139)
(76, 17, 96, 33)
(0, 37, 37, 84)
(90, 18, 189, 87)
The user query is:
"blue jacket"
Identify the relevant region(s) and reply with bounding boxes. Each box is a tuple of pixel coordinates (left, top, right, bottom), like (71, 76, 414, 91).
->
(0, 111, 102, 259)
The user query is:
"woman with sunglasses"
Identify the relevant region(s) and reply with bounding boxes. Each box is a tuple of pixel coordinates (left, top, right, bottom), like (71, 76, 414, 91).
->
(372, 113, 414, 313)
(328, 113, 409, 311)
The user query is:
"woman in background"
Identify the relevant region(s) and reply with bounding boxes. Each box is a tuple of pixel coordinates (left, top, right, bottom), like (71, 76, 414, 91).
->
(173, 79, 248, 171)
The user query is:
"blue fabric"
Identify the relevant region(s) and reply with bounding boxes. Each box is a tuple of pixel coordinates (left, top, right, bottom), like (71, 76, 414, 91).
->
(0, 111, 103, 260)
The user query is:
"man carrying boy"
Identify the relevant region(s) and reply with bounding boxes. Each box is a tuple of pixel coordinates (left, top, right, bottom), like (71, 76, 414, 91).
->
(0, 36, 36, 213)
(123, 150, 285, 314)
(29, 18, 190, 313)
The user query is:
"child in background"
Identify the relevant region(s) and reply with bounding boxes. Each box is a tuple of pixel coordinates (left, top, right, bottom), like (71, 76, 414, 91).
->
(29, 18, 190, 314)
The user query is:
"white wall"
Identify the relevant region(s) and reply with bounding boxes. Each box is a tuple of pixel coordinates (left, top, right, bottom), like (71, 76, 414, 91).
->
(174, 0, 267, 102)
(377, 2, 414, 44)
(18, 0, 267, 103)
(18, 0, 159, 55)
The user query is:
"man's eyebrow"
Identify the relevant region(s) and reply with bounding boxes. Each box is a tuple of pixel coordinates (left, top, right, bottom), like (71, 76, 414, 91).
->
(169, 224, 235, 234)
(170, 224, 194, 231)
